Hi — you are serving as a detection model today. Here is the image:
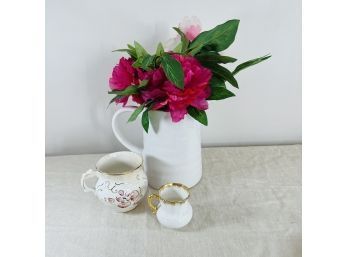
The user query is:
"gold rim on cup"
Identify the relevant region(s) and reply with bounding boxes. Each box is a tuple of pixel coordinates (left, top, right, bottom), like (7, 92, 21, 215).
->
(158, 182, 190, 204)
(147, 183, 190, 214)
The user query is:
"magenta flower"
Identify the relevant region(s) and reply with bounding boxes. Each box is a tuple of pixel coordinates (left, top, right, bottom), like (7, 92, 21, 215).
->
(130, 54, 212, 122)
(109, 54, 211, 122)
(132, 69, 167, 105)
(109, 57, 139, 90)
(109, 57, 140, 106)
(107, 19, 271, 130)
(163, 54, 212, 122)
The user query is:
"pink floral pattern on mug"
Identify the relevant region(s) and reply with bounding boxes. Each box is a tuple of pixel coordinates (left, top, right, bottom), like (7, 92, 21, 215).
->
(104, 189, 141, 208)
(105, 197, 115, 204)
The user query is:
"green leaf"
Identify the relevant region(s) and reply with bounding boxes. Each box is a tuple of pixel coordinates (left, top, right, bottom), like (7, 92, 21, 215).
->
(232, 54, 271, 76)
(161, 53, 184, 89)
(207, 76, 235, 100)
(208, 86, 235, 100)
(155, 42, 164, 56)
(208, 87, 235, 100)
(173, 42, 182, 53)
(112, 48, 137, 59)
(134, 41, 148, 58)
(133, 52, 156, 70)
(141, 109, 150, 133)
(209, 75, 226, 88)
(107, 95, 123, 108)
(113, 44, 137, 58)
(112, 48, 128, 52)
(128, 104, 145, 122)
(196, 52, 237, 64)
(189, 20, 240, 55)
(108, 86, 138, 96)
(127, 44, 135, 51)
(154, 56, 161, 66)
(187, 107, 208, 126)
(140, 55, 155, 70)
(138, 79, 149, 88)
(108, 80, 148, 96)
(202, 63, 239, 88)
(132, 57, 144, 68)
(173, 27, 189, 52)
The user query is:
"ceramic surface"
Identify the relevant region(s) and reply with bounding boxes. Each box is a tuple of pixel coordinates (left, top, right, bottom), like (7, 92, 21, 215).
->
(112, 108, 202, 189)
(80, 152, 148, 212)
(148, 183, 193, 229)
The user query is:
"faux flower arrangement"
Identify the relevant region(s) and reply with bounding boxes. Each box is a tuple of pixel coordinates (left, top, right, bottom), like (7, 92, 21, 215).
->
(109, 19, 270, 132)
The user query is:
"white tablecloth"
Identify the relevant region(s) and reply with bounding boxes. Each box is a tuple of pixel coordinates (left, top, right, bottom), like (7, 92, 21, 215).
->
(46, 145, 301, 257)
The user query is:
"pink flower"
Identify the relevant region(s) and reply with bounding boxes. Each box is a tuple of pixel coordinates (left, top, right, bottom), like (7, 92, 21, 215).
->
(105, 197, 115, 204)
(132, 69, 167, 106)
(109, 57, 140, 106)
(108, 50, 212, 122)
(128, 54, 211, 122)
(109, 57, 139, 90)
(115, 190, 141, 208)
(164, 17, 202, 50)
(179, 16, 202, 41)
(163, 54, 212, 122)
(129, 190, 141, 202)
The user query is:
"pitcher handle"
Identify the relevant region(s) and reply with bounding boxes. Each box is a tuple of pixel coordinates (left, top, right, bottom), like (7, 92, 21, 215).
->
(112, 107, 143, 154)
(147, 194, 160, 214)
(81, 169, 99, 193)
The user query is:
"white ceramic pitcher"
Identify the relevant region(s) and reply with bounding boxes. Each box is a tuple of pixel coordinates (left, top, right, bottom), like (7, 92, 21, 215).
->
(112, 108, 202, 189)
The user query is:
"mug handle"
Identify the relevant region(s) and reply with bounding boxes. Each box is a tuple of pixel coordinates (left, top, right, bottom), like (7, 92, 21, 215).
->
(147, 194, 160, 214)
(112, 107, 143, 154)
(81, 169, 99, 193)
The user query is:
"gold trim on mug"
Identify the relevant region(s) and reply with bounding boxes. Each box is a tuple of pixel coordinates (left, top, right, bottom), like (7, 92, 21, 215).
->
(158, 182, 190, 205)
(147, 183, 190, 214)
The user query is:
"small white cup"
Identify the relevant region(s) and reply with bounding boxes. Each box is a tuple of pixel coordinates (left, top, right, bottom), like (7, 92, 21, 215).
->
(148, 183, 193, 229)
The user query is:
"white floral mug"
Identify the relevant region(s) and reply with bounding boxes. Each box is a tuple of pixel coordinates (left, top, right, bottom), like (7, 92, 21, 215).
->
(81, 151, 148, 212)
(148, 183, 193, 229)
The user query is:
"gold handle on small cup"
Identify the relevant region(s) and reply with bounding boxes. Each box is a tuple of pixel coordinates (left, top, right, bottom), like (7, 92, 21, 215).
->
(147, 194, 160, 214)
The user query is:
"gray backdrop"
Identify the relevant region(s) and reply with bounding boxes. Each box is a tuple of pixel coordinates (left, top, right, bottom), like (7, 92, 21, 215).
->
(46, 0, 301, 155)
